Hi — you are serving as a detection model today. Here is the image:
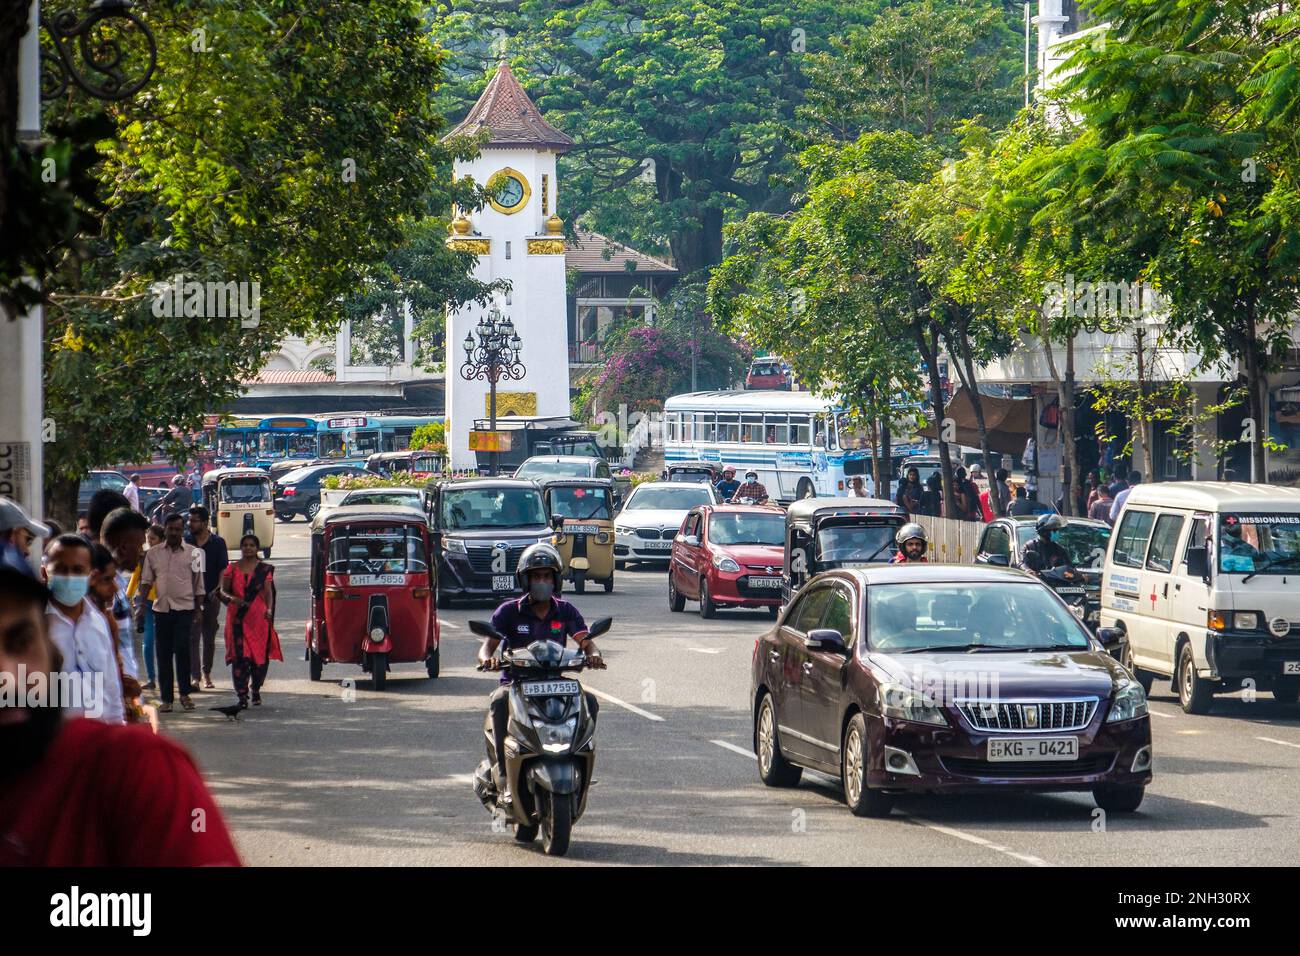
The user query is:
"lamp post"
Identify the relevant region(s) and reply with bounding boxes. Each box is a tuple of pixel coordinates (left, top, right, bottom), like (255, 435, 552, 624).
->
(459, 307, 526, 476)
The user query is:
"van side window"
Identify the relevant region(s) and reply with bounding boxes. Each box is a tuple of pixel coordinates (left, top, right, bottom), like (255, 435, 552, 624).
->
(1182, 518, 1208, 566)
(1145, 514, 1185, 573)
(1112, 509, 1155, 568)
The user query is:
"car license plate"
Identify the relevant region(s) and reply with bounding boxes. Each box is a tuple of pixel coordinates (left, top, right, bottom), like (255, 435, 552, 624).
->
(1285, 662, 1300, 675)
(987, 737, 1079, 761)
(523, 680, 581, 697)
(643, 540, 672, 551)
(750, 576, 782, 589)
(492, 575, 514, 591)
(566, 524, 601, 535)
(348, 574, 405, 586)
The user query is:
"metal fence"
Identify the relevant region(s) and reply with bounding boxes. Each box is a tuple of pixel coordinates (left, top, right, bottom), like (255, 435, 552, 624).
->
(911, 514, 985, 564)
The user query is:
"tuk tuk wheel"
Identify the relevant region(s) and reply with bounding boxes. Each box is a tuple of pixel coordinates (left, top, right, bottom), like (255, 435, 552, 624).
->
(262, 547, 271, 559)
(603, 575, 613, 593)
(308, 646, 323, 682)
(573, 569, 586, 594)
(436, 586, 453, 609)
(767, 604, 780, 619)
(425, 647, 440, 679)
(615, 560, 626, 571)
(370, 652, 388, 691)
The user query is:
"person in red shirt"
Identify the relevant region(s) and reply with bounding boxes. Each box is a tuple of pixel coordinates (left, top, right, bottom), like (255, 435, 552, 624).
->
(0, 562, 241, 866)
(891, 523, 930, 563)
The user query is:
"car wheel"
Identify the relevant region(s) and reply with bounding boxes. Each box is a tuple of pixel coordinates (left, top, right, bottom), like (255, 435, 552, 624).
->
(842, 713, 893, 817)
(668, 571, 685, 612)
(1093, 784, 1145, 813)
(276, 513, 292, 523)
(305, 500, 320, 521)
(1273, 679, 1300, 705)
(1177, 643, 1214, 714)
(698, 577, 716, 618)
(755, 693, 802, 787)
(1121, 641, 1153, 694)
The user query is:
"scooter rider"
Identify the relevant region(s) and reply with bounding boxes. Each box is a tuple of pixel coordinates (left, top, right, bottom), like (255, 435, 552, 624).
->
(892, 523, 929, 563)
(1021, 513, 1071, 574)
(731, 471, 769, 504)
(477, 543, 605, 805)
(715, 467, 740, 502)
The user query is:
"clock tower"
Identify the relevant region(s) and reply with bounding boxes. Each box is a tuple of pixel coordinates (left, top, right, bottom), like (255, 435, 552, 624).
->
(443, 63, 576, 470)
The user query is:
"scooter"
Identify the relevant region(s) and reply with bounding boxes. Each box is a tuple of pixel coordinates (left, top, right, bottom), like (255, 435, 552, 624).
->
(1038, 564, 1102, 634)
(470, 617, 612, 857)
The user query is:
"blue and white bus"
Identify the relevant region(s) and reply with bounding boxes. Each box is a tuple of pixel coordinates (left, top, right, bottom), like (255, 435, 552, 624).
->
(662, 391, 927, 502)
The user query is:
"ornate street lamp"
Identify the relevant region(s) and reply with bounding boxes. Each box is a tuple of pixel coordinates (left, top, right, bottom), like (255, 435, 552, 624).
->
(41, 0, 158, 102)
(459, 306, 526, 475)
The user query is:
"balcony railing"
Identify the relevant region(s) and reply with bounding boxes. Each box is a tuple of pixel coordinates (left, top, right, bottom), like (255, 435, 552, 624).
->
(569, 340, 601, 364)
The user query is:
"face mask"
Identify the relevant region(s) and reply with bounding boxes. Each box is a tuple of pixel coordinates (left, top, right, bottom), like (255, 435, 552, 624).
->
(48, 574, 90, 606)
(529, 579, 554, 603)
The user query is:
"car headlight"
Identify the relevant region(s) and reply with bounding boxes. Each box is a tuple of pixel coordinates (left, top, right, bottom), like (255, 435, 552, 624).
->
(1107, 681, 1148, 722)
(712, 552, 741, 573)
(1208, 609, 1258, 631)
(369, 627, 385, 641)
(615, 525, 632, 536)
(444, 538, 467, 554)
(879, 683, 948, 726)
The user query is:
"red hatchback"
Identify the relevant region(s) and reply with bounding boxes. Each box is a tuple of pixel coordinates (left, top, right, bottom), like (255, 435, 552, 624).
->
(669, 505, 785, 618)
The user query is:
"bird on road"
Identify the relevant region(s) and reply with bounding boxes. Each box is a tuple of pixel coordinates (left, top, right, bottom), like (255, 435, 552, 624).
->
(210, 703, 244, 721)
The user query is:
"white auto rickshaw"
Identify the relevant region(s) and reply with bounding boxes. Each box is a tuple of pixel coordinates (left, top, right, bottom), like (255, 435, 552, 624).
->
(202, 467, 275, 557)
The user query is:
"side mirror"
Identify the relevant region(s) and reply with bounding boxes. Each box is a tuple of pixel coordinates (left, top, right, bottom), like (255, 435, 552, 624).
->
(468, 619, 505, 641)
(551, 515, 565, 531)
(682, 534, 700, 547)
(804, 628, 846, 653)
(1096, 626, 1123, 647)
(1185, 546, 1209, 580)
(986, 553, 1010, 567)
(586, 617, 613, 640)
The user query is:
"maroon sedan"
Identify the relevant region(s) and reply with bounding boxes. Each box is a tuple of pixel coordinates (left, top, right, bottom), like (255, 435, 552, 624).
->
(751, 565, 1153, 816)
(669, 505, 785, 618)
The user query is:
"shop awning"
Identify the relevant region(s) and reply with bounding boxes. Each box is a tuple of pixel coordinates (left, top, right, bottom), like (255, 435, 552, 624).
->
(916, 387, 1034, 455)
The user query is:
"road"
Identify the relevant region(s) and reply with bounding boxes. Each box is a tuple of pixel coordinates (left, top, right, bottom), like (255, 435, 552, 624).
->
(165, 521, 1300, 866)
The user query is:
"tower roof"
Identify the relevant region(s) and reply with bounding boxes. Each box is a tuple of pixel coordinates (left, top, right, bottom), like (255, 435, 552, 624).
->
(445, 62, 575, 153)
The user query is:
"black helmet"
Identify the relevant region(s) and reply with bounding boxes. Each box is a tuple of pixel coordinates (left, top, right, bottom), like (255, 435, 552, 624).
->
(515, 542, 563, 592)
(1036, 513, 1067, 534)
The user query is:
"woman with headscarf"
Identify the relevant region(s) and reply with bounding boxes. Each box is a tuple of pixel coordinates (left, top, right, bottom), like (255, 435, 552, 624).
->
(217, 534, 282, 708)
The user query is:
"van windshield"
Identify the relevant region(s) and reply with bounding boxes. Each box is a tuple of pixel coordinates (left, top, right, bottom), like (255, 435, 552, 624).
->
(1217, 513, 1300, 574)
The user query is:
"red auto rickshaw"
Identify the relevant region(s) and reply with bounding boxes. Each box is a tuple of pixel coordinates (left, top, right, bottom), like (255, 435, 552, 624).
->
(307, 504, 440, 689)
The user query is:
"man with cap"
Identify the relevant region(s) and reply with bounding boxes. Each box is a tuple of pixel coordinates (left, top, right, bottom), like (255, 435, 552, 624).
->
(715, 467, 740, 502)
(0, 497, 49, 573)
(0, 556, 241, 865)
(732, 470, 769, 504)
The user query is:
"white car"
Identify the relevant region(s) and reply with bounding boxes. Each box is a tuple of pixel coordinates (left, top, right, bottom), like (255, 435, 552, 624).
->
(614, 481, 717, 566)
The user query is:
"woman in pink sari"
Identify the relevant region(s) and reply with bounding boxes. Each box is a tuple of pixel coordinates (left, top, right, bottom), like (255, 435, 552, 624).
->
(218, 534, 283, 708)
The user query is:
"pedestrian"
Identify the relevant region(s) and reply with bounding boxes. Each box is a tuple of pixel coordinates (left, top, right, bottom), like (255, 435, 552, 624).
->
(950, 466, 981, 522)
(123, 473, 141, 513)
(1089, 482, 1115, 524)
(129, 523, 165, 691)
(1110, 470, 1142, 524)
(42, 534, 125, 724)
(86, 489, 131, 543)
(218, 534, 282, 708)
(135, 513, 204, 713)
(88, 545, 146, 724)
(1010, 484, 1038, 516)
(76, 513, 90, 539)
(992, 467, 1012, 517)
(895, 467, 924, 513)
(0, 559, 241, 866)
(845, 475, 867, 498)
(919, 472, 943, 517)
(189, 465, 203, 506)
(186, 505, 228, 691)
(0, 496, 48, 573)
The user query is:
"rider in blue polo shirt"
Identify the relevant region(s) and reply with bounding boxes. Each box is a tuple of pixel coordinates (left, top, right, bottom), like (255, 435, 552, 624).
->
(478, 543, 605, 805)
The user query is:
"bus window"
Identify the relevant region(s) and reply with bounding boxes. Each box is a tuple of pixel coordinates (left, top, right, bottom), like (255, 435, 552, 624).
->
(836, 414, 873, 451)
(353, 431, 381, 456)
(666, 413, 680, 443)
(741, 414, 764, 443)
(693, 412, 715, 442)
(718, 414, 740, 443)
(789, 415, 811, 446)
(766, 414, 788, 444)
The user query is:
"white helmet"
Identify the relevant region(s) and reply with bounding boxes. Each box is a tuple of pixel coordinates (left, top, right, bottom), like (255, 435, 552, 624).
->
(896, 522, 927, 546)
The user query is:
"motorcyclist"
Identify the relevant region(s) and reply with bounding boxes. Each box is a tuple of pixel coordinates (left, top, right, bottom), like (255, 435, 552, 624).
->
(1021, 513, 1071, 574)
(731, 470, 769, 504)
(477, 543, 605, 806)
(891, 522, 929, 563)
(715, 467, 740, 501)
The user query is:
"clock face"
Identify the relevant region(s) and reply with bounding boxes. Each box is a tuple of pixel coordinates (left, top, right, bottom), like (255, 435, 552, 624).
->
(489, 168, 530, 214)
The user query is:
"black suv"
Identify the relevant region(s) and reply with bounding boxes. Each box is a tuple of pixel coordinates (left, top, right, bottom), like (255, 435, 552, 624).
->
(430, 478, 553, 607)
(273, 464, 369, 522)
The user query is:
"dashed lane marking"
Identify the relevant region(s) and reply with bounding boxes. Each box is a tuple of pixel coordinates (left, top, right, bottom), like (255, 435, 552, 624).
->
(587, 687, 664, 722)
(1256, 736, 1300, 750)
(711, 739, 756, 759)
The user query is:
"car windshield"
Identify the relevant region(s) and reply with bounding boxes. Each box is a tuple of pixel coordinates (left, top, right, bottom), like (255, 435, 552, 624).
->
(516, 459, 592, 480)
(326, 524, 428, 574)
(816, 523, 896, 563)
(549, 486, 612, 521)
(1217, 513, 1300, 574)
(343, 491, 423, 508)
(626, 485, 712, 510)
(441, 487, 547, 529)
(219, 477, 271, 503)
(709, 512, 783, 546)
(869, 582, 1092, 652)
(669, 468, 715, 483)
(1016, 523, 1111, 569)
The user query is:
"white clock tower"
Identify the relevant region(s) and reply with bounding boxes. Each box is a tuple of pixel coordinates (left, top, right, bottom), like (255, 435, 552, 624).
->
(444, 63, 576, 470)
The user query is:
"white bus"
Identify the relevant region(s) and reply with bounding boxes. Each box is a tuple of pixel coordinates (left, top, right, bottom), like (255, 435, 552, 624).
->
(662, 391, 928, 502)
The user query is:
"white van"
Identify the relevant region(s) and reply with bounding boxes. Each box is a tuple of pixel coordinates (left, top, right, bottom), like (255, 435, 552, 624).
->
(1101, 482, 1300, 713)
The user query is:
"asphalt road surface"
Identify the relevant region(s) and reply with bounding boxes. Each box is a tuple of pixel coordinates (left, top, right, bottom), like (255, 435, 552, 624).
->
(165, 521, 1300, 866)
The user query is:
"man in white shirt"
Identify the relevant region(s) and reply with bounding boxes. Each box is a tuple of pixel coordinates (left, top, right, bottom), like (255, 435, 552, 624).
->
(123, 474, 141, 513)
(1109, 470, 1142, 524)
(43, 535, 124, 724)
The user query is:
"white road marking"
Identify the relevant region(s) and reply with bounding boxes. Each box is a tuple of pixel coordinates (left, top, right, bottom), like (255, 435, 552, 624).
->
(711, 739, 756, 759)
(1146, 708, 1177, 719)
(446, 773, 477, 784)
(587, 687, 664, 722)
(909, 819, 1051, 867)
(688, 647, 724, 654)
(1256, 736, 1300, 750)
(439, 621, 461, 629)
